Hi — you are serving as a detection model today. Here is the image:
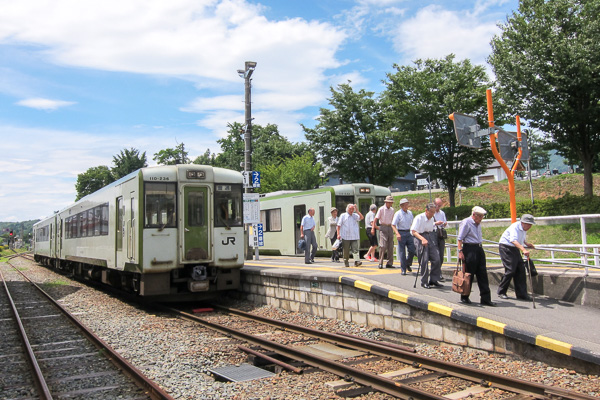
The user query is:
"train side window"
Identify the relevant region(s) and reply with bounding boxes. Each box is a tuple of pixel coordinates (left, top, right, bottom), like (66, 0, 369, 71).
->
(260, 209, 281, 232)
(214, 184, 243, 228)
(80, 212, 87, 237)
(88, 209, 95, 237)
(101, 203, 109, 235)
(188, 191, 205, 226)
(144, 182, 177, 228)
(319, 206, 325, 226)
(65, 217, 70, 239)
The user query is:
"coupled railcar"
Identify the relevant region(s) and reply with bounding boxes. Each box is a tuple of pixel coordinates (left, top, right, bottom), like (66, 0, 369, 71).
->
(259, 184, 391, 256)
(33, 165, 244, 301)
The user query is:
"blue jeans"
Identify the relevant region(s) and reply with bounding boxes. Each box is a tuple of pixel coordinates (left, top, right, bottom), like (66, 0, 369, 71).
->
(396, 230, 415, 272)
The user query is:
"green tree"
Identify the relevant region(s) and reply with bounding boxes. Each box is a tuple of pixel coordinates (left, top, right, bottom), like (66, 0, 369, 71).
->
(257, 153, 322, 193)
(214, 123, 308, 171)
(153, 143, 189, 165)
(383, 55, 495, 206)
(192, 149, 216, 165)
(303, 83, 410, 186)
(524, 129, 552, 172)
(75, 166, 115, 201)
(489, 0, 600, 196)
(112, 148, 147, 179)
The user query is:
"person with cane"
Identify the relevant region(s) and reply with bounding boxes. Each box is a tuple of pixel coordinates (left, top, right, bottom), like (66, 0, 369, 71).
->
(498, 214, 536, 301)
(410, 202, 442, 289)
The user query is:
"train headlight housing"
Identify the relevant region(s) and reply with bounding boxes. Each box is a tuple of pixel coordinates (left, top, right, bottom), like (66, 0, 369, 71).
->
(189, 280, 210, 292)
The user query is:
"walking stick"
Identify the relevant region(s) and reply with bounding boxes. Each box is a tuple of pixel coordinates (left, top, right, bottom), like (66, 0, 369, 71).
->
(413, 240, 423, 288)
(525, 256, 536, 309)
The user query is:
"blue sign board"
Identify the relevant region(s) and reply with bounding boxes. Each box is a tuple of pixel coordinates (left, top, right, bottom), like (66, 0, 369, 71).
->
(252, 171, 261, 188)
(257, 223, 264, 247)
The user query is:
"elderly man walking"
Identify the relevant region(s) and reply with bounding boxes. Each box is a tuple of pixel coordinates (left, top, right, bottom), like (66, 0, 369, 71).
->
(410, 203, 442, 288)
(373, 195, 395, 269)
(392, 198, 415, 275)
(498, 214, 536, 300)
(337, 204, 364, 267)
(433, 198, 448, 269)
(300, 208, 317, 264)
(456, 206, 495, 306)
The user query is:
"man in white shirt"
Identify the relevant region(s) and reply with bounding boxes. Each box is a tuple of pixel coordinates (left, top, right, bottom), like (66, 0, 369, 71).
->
(373, 195, 395, 269)
(433, 198, 448, 268)
(392, 198, 414, 275)
(497, 214, 536, 300)
(411, 202, 442, 288)
(337, 204, 364, 267)
(300, 208, 317, 264)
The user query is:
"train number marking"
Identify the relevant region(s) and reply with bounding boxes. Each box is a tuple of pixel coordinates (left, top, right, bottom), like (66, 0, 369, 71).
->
(222, 237, 236, 245)
(148, 176, 170, 181)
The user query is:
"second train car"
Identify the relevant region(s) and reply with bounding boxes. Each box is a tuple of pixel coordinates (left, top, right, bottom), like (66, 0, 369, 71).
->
(259, 184, 392, 256)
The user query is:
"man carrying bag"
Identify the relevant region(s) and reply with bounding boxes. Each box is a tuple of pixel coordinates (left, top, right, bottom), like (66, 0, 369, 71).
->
(456, 206, 495, 306)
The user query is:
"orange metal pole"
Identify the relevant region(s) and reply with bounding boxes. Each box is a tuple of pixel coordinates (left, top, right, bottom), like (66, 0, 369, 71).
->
(486, 89, 517, 222)
(510, 115, 523, 174)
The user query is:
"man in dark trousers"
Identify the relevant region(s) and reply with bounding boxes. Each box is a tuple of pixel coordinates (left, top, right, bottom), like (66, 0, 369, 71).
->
(456, 206, 495, 306)
(497, 214, 536, 300)
(300, 208, 317, 264)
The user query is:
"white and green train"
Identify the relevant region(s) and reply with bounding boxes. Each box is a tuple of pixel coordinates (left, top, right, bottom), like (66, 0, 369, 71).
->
(33, 165, 244, 301)
(259, 184, 391, 256)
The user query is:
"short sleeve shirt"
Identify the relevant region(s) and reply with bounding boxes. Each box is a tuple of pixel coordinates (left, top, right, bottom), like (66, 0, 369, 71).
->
(457, 216, 482, 244)
(301, 214, 315, 231)
(337, 212, 360, 240)
(499, 221, 527, 246)
(375, 205, 395, 225)
(392, 209, 413, 230)
(410, 212, 435, 235)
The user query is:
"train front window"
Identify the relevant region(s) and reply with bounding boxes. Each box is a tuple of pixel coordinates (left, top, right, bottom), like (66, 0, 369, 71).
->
(335, 196, 354, 214)
(214, 184, 243, 228)
(144, 182, 177, 228)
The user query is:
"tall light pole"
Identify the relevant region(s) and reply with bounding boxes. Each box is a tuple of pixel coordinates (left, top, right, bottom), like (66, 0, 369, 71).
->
(237, 61, 257, 191)
(238, 61, 257, 260)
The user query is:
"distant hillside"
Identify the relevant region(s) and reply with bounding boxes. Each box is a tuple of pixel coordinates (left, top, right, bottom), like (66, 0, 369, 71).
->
(399, 173, 596, 210)
(0, 220, 39, 240)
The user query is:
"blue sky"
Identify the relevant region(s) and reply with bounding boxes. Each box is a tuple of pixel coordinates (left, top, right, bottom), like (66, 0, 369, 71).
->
(0, 0, 518, 221)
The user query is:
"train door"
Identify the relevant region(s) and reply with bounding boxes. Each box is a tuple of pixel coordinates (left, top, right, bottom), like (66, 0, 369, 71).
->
(128, 193, 136, 262)
(293, 205, 305, 255)
(358, 198, 371, 249)
(317, 202, 325, 249)
(115, 196, 125, 269)
(182, 186, 210, 261)
(57, 219, 63, 259)
(49, 222, 54, 258)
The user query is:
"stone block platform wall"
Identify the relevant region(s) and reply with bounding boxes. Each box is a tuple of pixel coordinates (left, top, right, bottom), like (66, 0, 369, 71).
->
(238, 269, 600, 374)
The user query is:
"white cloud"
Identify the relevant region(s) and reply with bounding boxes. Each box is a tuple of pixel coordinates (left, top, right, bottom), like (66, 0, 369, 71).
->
(391, 5, 501, 65)
(16, 97, 76, 110)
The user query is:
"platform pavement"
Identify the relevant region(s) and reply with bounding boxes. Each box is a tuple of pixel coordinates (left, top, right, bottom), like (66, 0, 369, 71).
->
(242, 256, 600, 367)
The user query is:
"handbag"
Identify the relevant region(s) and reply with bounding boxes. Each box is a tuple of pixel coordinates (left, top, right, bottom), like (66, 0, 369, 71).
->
(297, 239, 306, 251)
(433, 217, 448, 240)
(524, 258, 538, 277)
(452, 259, 472, 296)
(332, 239, 341, 250)
(437, 227, 448, 240)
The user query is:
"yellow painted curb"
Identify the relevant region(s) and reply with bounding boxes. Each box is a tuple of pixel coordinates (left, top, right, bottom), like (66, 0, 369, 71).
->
(477, 317, 506, 334)
(536, 336, 572, 355)
(354, 280, 372, 291)
(388, 290, 409, 303)
(428, 302, 453, 317)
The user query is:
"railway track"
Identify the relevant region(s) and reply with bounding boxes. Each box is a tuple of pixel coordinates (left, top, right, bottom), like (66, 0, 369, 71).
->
(0, 258, 173, 400)
(163, 304, 597, 400)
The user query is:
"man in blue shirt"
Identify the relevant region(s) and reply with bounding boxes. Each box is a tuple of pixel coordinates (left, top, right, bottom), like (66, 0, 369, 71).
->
(301, 208, 317, 264)
(457, 206, 495, 306)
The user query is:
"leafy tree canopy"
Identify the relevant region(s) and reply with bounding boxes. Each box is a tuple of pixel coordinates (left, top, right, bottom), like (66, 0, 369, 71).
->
(75, 165, 115, 201)
(153, 143, 189, 165)
(257, 152, 322, 193)
(112, 148, 147, 179)
(489, 0, 600, 196)
(303, 82, 411, 186)
(382, 55, 496, 206)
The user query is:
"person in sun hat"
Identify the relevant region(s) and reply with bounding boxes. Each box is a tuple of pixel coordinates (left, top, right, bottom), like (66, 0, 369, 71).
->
(410, 202, 442, 288)
(373, 195, 395, 268)
(325, 207, 339, 262)
(392, 198, 415, 275)
(456, 206, 495, 306)
(497, 214, 536, 301)
(364, 204, 379, 262)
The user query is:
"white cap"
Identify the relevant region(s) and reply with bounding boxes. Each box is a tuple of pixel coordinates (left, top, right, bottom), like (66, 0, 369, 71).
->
(472, 206, 487, 215)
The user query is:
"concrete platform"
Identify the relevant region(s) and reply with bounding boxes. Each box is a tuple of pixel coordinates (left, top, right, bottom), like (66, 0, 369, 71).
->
(240, 256, 600, 372)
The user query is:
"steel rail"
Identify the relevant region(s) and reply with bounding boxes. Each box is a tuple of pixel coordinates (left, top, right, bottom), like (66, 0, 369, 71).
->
(1, 269, 53, 400)
(212, 305, 596, 400)
(6, 260, 174, 400)
(162, 305, 446, 400)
